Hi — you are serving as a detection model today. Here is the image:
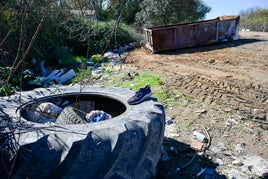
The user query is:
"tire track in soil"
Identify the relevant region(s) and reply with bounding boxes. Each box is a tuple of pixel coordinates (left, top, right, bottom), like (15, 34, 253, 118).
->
(124, 32, 268, 178)
(126, 37, 268, 116)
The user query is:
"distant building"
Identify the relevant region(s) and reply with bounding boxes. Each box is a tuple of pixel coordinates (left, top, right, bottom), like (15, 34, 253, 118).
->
(70, 10, 96, 20)
(241, 28, 251, 32)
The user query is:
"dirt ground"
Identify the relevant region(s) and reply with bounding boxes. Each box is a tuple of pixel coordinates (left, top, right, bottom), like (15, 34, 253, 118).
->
(122, 31, 268, 178)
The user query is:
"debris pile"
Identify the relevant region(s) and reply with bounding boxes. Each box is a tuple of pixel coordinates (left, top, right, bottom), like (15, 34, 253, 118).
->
(26, 100, 112, 125)
(23, 62, 76, 89)
(21, 42, 138, 90)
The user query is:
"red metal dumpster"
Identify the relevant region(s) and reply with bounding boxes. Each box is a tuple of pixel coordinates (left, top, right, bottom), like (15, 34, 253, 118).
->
(144, 16, 240, 53)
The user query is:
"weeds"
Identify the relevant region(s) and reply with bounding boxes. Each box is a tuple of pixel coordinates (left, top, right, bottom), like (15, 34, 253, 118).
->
(96, 71, 202, 108)
(71, 69, 92, 83)
(0, 84, 15, 97)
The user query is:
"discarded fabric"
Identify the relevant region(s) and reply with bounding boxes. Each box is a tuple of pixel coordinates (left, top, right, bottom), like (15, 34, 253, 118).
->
(27, 102, 62, 124)
(36, 102, 63, 118)
(86, 110, 112, 123)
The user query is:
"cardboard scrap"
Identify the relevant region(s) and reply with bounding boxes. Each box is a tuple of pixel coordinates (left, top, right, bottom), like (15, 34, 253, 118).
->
(190, 141, 203, 151)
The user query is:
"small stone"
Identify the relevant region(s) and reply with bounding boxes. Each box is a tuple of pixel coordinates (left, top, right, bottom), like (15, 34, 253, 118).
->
(225, 122, 231, 126)
(255, 113, 266, 120)
(224, 108, 232, 112)
(208, 59, 215, 63)
(243, 127, 255, 134)
(227, 118, 239, 125)
(195, 109, 208, 116)
(252, 109, 266, 120)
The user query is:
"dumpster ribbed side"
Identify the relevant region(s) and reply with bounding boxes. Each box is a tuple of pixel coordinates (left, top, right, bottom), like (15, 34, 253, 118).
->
(144, 16, 240, 53)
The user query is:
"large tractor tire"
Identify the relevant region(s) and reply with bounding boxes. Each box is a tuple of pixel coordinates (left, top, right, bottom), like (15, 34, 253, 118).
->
(0, 85, 165, 179)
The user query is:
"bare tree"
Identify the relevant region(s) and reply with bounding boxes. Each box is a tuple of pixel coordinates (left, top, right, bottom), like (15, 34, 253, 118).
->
(4, 0, 50, 86)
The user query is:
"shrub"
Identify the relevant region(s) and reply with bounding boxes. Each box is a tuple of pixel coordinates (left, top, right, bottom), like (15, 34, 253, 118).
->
(90, 54, 102, 63)
(0, 84, 15, 97)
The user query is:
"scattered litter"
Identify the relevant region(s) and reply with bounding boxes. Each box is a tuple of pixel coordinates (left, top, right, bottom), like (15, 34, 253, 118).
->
(243, 126, 255, 134)
(56, 69, 76, 84)
(227, 115, 244, 125)
(232, 159, 243, 166)
(252, 109, 266, 120)
(127, 85, 152, 105)
(216, 158, 224, 165)
(196, 168, 207, 177)
(111, 59, 120, 65)
(45, 69, 64, 81)
(27, 102, 63, 123)
(190, 141, 203, 151)
(227, 117, 239, 125)
(235, 143, 245, 153)
(103, 52, 116, 59)
(86, 110, 112, 122)
(165, 117, 173, 125)
(193, 131, 206, 142)
(210, 142, 225, 153)
(25, 99, 113, 125)
(25, 67, 76, 89)
(36, 102, 63, 118)
(92, 69, 104, 76)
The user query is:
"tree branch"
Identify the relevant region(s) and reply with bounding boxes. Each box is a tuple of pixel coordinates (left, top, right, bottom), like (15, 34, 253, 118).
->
(5, 1, 50, 86)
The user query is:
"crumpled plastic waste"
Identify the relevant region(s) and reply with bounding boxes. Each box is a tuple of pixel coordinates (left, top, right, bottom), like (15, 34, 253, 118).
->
(36, 102, 63, 117)
(86, 110, 112, 123)
(165, 117, 173, 125)
(27, 102, 63, 124)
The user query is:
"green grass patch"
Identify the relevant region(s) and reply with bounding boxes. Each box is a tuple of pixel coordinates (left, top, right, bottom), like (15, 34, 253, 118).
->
(118, 73, 162, 90)
(71, 68, 91, 83)
(68, 69, 205, 110)
(99, 72, 161, 89)
(96, 71, 201, 108)
(97, 72, 180, 106)
(73, 56, 87, 63)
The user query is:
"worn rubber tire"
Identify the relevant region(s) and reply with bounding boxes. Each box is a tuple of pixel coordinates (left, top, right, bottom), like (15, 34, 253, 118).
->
(0, 85, 165, 179)
(56, 106, 86, 125)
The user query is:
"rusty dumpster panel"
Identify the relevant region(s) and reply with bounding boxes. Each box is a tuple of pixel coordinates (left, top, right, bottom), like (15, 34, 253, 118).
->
(144, 16, 240, 53)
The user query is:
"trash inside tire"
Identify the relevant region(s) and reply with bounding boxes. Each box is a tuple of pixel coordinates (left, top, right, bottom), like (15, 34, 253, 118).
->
(0, 85, 165, 178)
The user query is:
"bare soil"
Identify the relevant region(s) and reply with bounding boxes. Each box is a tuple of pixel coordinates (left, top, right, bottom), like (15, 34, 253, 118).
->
(122, 32, 268, 178)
